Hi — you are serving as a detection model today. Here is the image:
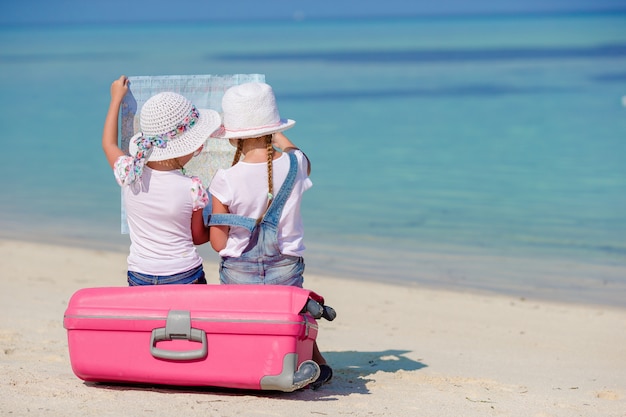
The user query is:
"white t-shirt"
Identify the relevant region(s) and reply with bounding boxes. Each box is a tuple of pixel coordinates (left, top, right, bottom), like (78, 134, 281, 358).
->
(209, 150, 312, 258)
(121, 167, 206, 275)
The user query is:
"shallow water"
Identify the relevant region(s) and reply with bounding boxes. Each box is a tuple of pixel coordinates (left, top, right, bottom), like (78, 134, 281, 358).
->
(1, 13, 625, 306)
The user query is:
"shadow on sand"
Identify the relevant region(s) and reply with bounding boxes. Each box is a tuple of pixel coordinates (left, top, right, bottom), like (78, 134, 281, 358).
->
(88, 349, 426, 401)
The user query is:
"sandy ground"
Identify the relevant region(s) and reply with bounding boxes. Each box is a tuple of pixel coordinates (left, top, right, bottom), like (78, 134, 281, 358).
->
(1, 239, 625, 417)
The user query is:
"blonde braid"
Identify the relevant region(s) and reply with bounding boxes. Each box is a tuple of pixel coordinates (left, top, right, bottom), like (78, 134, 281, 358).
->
(265, 135, 274, 202)
(232, 140, 244, 166)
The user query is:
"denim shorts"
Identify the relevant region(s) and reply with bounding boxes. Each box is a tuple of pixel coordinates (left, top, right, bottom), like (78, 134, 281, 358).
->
(127, 265, 207, 286)
(219, 255, 304, 287)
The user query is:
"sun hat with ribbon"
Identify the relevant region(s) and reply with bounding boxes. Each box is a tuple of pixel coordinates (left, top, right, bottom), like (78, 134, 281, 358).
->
(212, 82, 295, 139)
(129, 92, 221, 162)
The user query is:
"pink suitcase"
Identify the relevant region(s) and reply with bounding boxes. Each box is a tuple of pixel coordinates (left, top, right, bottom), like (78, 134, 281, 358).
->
(63, 284, 325, 392)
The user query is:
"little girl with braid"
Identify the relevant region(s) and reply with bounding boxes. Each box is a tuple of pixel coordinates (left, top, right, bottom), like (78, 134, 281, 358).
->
(208, 82, 333, 389)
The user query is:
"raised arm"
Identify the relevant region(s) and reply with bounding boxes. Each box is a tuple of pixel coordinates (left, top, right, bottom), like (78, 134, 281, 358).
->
(272, 132, 311, 175)
(102, 75, 129, 169)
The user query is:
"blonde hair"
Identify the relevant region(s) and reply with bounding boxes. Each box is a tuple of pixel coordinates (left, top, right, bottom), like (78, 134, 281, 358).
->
(232, 135, 275, 209)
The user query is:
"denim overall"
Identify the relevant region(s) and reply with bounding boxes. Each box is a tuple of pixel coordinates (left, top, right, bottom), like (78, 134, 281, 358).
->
(208, 152, 304, 287)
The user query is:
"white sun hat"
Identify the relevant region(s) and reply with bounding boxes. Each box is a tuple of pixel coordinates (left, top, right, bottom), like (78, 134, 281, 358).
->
(212, 82, 295, 139)
(129, 92, 221, 161)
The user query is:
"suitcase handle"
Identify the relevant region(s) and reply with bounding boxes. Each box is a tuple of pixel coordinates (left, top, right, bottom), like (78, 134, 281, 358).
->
(150, 310, 208, 361)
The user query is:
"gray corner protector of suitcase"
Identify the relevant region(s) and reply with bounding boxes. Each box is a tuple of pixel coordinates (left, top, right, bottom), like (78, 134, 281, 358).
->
(260, 354, 320, 392)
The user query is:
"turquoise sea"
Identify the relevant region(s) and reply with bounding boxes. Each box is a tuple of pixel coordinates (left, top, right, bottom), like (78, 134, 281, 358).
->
(1, 12, 625, 306)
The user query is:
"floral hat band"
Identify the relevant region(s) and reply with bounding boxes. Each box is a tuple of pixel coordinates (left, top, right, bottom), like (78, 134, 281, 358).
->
(118, 105, 202, 186)
(135, 105, 201, 154)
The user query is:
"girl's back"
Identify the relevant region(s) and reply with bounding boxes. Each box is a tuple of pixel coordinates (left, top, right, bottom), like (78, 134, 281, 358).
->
(209, 150, 312, 258)
(124, 167, 205, 276)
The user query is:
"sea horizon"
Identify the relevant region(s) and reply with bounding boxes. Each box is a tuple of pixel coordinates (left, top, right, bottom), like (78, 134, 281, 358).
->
(2, 6, 626, 27)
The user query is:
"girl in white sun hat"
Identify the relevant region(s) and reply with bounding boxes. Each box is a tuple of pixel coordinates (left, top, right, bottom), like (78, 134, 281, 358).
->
(207, 82, 333, 389)
(102, 75, 221, 285)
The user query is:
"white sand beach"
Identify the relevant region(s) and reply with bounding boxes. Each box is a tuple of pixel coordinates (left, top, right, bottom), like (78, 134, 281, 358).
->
(1, 239, 625, 416)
